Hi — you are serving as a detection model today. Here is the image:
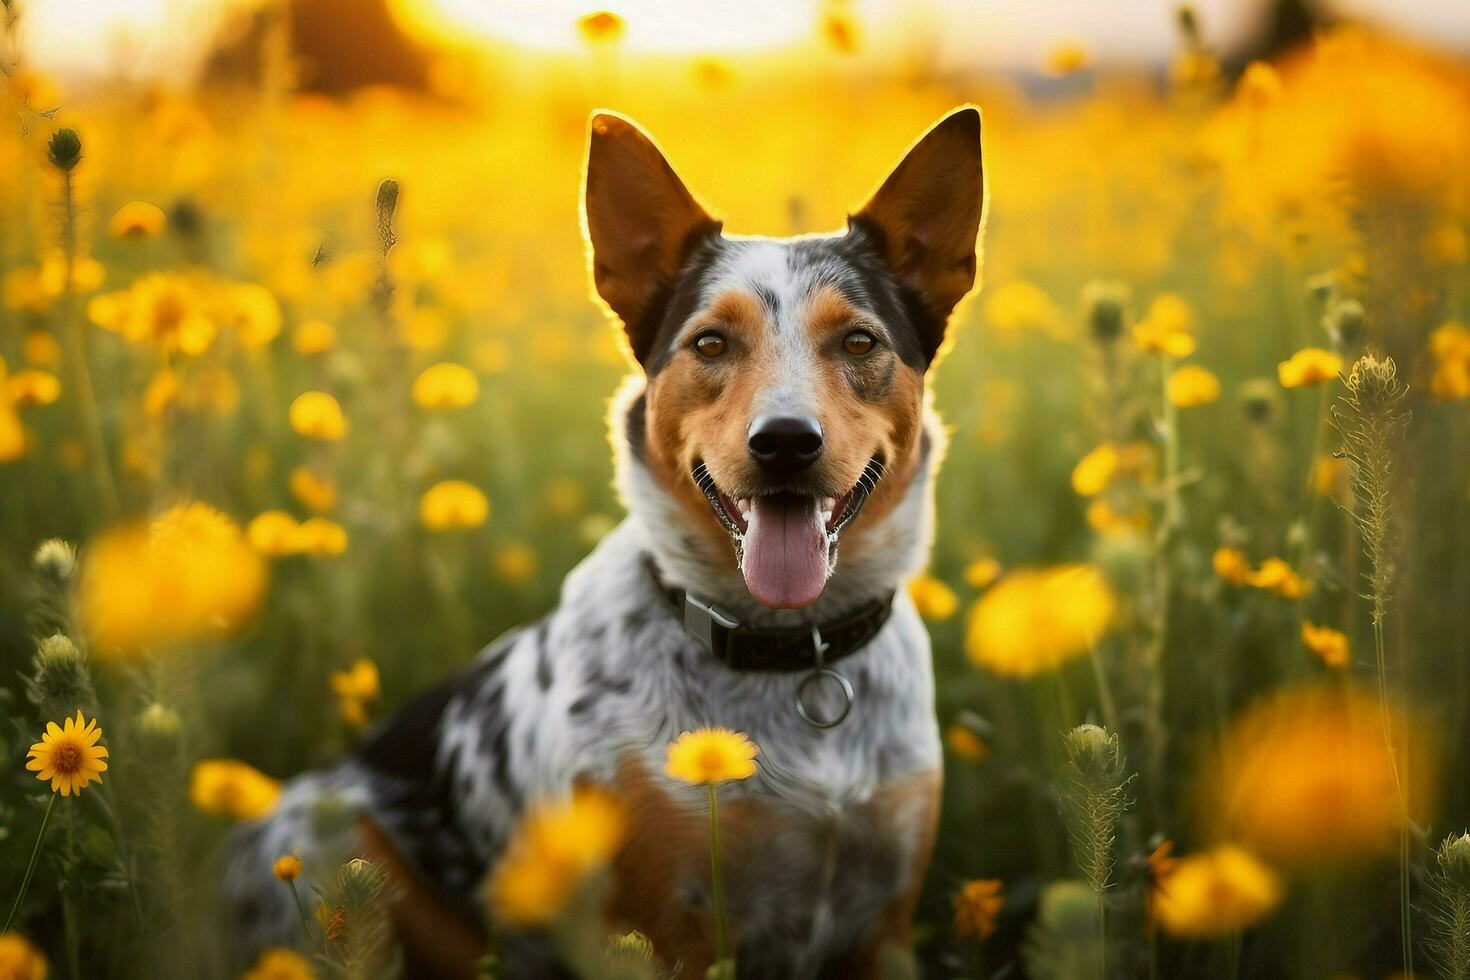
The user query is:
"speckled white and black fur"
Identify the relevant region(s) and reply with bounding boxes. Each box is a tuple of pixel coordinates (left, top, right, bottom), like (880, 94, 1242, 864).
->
(224, 227, 948, 979)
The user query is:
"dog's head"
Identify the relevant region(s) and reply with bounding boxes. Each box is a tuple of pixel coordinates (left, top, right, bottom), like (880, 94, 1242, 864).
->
(584, 108, 984, 610)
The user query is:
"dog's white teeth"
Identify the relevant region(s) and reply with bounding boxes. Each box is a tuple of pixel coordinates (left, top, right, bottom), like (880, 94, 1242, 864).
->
(820, 510, 834, 525)
(736, 498, 752, 522)
(821, 496, 837, 512)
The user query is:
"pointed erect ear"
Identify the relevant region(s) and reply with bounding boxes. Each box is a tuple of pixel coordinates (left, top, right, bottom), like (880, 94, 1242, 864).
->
(851, 106, 985, 362)
(582, 112, 720, 365)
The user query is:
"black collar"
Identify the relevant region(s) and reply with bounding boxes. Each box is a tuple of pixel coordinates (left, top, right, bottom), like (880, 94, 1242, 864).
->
(646, 558, 895, 673)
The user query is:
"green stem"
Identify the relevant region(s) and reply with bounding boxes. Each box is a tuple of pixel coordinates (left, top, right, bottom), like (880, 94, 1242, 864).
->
(4, 794, 57, 934)
(1373, 615, 1413, 979)
(288, 879, 326, 957)
(708, 783, 729, 965)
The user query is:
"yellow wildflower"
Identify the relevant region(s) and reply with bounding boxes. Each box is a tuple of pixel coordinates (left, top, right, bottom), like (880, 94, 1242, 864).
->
(1167, 365, 1221, 407)
(665, 728, 759, 784)
(330, 659, 379, 727)
(965, 557, 1002, 589)
(953, 879, 1003, 940)
(1204, 685, 1434, 866)
(248, 511, 301, 556)
(0, 934, 48, 980)
(1277, 348, 1343, 388)
(1133, 294, 1196, 357)
(23, 331, 61, 369)
(1212, 547, 1251, 586)
(26, 710, 108, 796)
(189, 759, 282, 820)
(420, 480, 490, 531)
(908, 574, 959, 621)
(295, 517, 348, 556)
(1245, 557, 1306, 599)
(965, 565, 1115, 677)
(494, 542, 538, 583)
(78, 504, 266, 659)
(1429, 321, 1470, 400)
(289, 391, 347, 441)
(289, 467, 338, 513)
(242, 947, 314, 980)
(292, 319, 336, 356)
(0, 405, 25, 463)
(1070, 443, 1118, 497)
(1086, 499, 1150, 536)
(217, 282, 282, 348)
(577, 10, 625, 44)
(945, 725, 989, 763)
(1237, 61, 1282, 108)
(1043, 42, 1089, 77)
(6, 370, 61, 408)
(412, 362, 479, 410)
(488, 788, 626, 927)
(115, 273, 216, 355)
(272, 853, 303, 882)
(1301, 622, 1350, 669)
(1152, 846, 1281, 938)
(107, 201, 166, 240)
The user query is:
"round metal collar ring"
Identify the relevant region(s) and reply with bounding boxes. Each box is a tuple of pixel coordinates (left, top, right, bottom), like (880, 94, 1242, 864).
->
(796, 669, 854, 728)
(796, 623, 854, 728)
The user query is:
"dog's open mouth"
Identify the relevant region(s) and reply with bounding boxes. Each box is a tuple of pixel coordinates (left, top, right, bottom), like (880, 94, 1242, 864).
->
(692, 458, 885, 609)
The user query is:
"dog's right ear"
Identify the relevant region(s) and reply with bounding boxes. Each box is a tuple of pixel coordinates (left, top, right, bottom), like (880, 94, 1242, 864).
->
(582, 112, 720, 366)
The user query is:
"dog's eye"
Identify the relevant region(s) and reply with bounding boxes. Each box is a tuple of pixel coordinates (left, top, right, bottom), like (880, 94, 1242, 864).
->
(694, 332, 727, 359)
(844, 330, 875, 356)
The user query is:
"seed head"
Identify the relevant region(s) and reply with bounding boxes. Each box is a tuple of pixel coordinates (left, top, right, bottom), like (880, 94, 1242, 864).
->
(1344, 353, 1405, 413)
(47, 128, 83, 172)
(1238, 378, 1279, 425)
(26, 633, 96, 717)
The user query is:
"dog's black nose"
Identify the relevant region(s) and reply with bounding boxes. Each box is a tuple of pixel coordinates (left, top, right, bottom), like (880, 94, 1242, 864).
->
(748, 414, 824, 475)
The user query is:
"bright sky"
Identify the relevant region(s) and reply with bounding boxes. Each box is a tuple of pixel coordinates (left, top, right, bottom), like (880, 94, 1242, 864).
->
(18, 0, 1470, 83)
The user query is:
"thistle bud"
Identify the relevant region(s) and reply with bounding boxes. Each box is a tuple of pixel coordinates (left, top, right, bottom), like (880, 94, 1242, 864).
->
(1081, 280, 1130, 344)
(32, 538, 76, 585)
(1064, 724, 1123, 782)
(1238, 378, 1279, 425)
(136, 702, 183, 748)
(1344, 353, 1406, 413)
(26, 633, 96, 717)
(46, 128, 83, 172)
(1323, 298, 1365, 348)
(375, 179, 399, 253)
(1440, 832, 1470, 891)
(605, 930, 655, 966)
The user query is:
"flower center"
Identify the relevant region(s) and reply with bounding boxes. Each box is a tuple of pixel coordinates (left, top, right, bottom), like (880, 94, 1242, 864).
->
(53, 742, 83, 775)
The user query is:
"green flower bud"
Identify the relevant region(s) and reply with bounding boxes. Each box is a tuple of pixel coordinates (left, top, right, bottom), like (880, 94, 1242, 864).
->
(47, 128, 83, 172)
(605, 930, 655, 966)
(1081, 280, 1130, 344)
(32, 538, 76, 585)
(1439, 832, 1470, 891)
(26, 633, 96, 718)
(1064, 723, 1124, 782)
(1238, 378, 1280, 425)
(136, 702, 183, 747)
(1323, 298, 1365, 347)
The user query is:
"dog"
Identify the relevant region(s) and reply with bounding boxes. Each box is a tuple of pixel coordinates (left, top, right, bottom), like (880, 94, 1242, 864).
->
(227, 105, 985, 979)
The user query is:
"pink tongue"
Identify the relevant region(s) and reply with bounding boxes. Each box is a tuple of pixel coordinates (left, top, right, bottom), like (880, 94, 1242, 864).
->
(741, 496, 831, 608)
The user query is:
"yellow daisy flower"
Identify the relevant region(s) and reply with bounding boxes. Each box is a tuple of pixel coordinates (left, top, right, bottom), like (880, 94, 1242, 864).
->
(1133, 294, 1196, 357)
(411, 362, 480, 410)
(665, 728, 759, 784)
(0, 934, 48, 980)
(189, 759, 282, 820)
(1245, 557, 1306, 599)
(1152, 846, 1280, 938)
(6, 370, 61, 408)
(1167, 364, 1221, 407)
(272, 852, 303, 882)
(26, 710, 109, 796)
(292, 319, 336, 356)
(953, 878, 1003, 939)
(1277, 347, 1343, 388)
(289, 466, 338, 513)
(908, 574, 959, 621)
(965, 564, 1115, 677)
(288, 391, 347, 441)
(1212, 546, 1252, 586)
(488, 787, 626, 927)
(1070, 443, 1119, 497)
(242, 947, 314, 980)
(107, 200, 167, 240)
(420, 480, 490, 531)
(1301, 622, 1350, 669)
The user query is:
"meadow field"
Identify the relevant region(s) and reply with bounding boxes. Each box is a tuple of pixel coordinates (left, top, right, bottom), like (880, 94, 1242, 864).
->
(1, 3, 1469, 978)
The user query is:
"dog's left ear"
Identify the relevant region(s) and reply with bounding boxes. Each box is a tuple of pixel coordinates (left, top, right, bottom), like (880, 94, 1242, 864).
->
(851, 106, 985, 362)
(582, 111, 720, 366)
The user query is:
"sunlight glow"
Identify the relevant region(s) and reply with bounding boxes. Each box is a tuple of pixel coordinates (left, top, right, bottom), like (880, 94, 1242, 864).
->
(390, 0, 820, 53)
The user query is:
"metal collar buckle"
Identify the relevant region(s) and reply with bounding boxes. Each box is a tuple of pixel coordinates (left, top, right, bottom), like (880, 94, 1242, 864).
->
(795, 624, 854, 729)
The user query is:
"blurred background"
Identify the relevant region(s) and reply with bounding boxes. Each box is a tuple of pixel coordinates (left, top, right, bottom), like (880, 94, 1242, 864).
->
(1, 0, 1469, 977)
